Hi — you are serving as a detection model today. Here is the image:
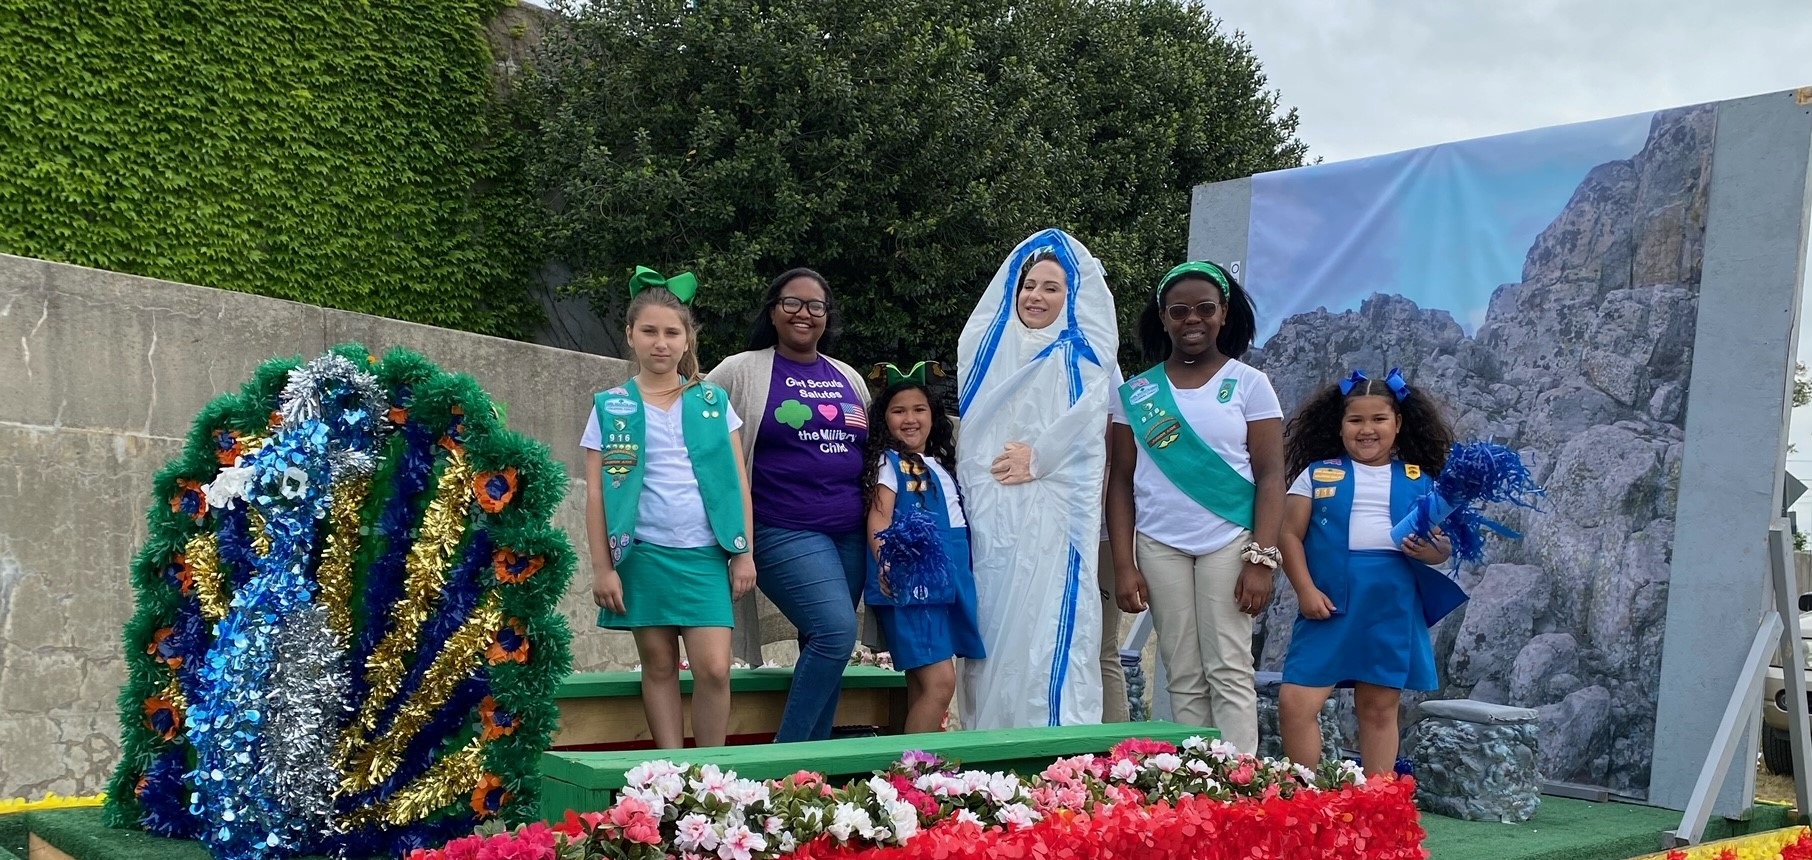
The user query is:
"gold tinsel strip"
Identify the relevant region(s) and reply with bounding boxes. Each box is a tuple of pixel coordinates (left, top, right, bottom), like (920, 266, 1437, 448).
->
(161, 676, 188, 715)
(338, 594, 500, 794)
(185, 532, 229, 621)
(338, 736, 486, 829)
(317, 480, 371, 644)
(247, 509, 273, 557)
(337, 451, 472, 763)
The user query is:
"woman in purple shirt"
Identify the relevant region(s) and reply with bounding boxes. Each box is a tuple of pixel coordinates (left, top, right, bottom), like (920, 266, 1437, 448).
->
(707, 268, 871, 742)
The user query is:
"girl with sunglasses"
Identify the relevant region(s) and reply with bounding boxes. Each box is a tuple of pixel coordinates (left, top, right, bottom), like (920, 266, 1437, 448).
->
(1105, 261, 1284, 753)
(706, 268, 872, 742)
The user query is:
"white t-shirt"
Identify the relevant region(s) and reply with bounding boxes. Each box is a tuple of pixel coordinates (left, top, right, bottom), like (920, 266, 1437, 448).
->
(873, 454, 967, 528)
(582, 397, 744, 549)
(1099, 364, 1125, 543)
(1109, 359, 1282, 555)
(1287, 462, 1399, 552)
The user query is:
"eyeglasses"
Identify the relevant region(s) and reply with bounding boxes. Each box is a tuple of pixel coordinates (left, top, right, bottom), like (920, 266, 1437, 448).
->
(776, 297, 829, 317)
(1164, 301, 1220, 322)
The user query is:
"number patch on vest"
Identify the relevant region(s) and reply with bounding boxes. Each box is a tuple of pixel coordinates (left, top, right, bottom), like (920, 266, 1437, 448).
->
(1313, 487, 1336, 499)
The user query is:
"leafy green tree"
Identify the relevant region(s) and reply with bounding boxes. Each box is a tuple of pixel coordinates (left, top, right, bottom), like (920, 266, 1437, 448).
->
(520, 0, 1306, 370)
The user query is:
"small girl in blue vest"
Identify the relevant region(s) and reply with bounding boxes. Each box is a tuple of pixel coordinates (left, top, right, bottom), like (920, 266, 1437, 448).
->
(1277, 368, 1466, 775)
(582, 267, 757, 749)
(861, 362, 986, 734)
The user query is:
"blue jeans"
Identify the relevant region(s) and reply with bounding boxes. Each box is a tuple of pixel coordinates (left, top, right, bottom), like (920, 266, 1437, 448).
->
(754, 525, 865, 743)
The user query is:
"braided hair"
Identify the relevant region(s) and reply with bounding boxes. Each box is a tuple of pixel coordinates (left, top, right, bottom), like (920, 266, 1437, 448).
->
(1284, 376, 1454, 480)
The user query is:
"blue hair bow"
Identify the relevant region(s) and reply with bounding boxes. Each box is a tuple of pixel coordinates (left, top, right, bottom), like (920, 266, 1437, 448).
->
(1338, 368, 1411, 400)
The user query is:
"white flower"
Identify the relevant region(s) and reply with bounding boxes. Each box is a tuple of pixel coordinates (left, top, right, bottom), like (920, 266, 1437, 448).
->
(1209, 738, 1239, 758)
(725, 778, 770, 807)
(716, 823, 766, 860)
(995, 802, 1039, 829)
(960, 771, 991, 794)
(954, 809, 982, 826)
(1182, 735, 1209, 752)
(626, 760, 684, 789)
(674, 813, 721, 852)
(763, 816, 785, 834)
(1292, 764, 1318, 785)
(1110, 759, 1141, 781)
(828, 803, 872, 842)
(1149, 753, 1183, 773)
(777, 833, 797, 853)
(886, 799, 919, 840)
(984, 773, 1023, 803)
(797, 806, 824, 830)
(279, 466, 310, 499)
(204, 466, 256, 509)
(867, 775, 899, 804)
(622, 786, 666, 812)
(653, 772, 687, 800)
(1186, 758, 1214, 775)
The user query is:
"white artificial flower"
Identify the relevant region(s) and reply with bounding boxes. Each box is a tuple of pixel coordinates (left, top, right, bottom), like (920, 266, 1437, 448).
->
(798, 806, 824, 830)
(984, 773, 1022, 803)
(623, 787, 666, 812)
(829, 803, 872, 842)
(654, 772, 687, 800)
(867, 775, 899, 804)
(764, 816, 785, 834)
(960, 771, 991, 794)
(279, 466, 309, 500)
(1182, 736, 1209, 752)
(886, 799, 919, 840)
(1149, 753, 1183, 773)
(954, 809, 982, 826)
(777, 833, 798, 853)
(1110, 759, 1140, 782)
(995, 803, 1039, 828)
(674, 813, 721, 852)
(1186, 758, 1215, 775)
(1209, 739, 1239, 758)
(725, 778, 770, 808)
(204, 465, 258, 509)
(716, 823, 766, 860)
(1292, 764, 1318, 785)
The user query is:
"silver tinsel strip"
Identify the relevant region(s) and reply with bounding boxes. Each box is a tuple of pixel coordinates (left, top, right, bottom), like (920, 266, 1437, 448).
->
(264, 601, 353, 837)
(278, 354, 390, 481)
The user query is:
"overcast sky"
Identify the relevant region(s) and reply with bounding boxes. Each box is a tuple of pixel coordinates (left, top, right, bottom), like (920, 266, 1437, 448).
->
(1205, 0, 1812, 163)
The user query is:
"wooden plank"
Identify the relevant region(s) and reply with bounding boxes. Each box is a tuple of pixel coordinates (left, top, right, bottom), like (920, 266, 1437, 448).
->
(555, 666, 906, 700)
(553, 688, 899, 747)
(541, 721, 1215, 788)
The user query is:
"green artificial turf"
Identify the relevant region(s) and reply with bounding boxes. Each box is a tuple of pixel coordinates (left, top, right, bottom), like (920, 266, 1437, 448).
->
(1422, 796, 1800, 860)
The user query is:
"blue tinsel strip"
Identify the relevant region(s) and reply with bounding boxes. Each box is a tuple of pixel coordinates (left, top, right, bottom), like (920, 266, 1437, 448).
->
(369, 530, 491, 738)
(1410, 441, 1544, 568)
(216, 505, 258, 591)
(875, 506, 954, 605)
(347, 420, 437, 705)
(139, 748, 198, 838)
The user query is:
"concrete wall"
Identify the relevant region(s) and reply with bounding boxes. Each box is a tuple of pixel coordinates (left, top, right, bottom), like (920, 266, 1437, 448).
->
(0, 254, 651, 798)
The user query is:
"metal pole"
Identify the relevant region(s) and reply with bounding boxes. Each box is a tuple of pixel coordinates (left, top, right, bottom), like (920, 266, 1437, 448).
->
(1665, 612, 1783, 847)
(1769, 521, 1812, 814)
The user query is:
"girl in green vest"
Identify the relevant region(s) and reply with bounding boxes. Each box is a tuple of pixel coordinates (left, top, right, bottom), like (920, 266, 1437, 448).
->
(582, 267, 756, 749)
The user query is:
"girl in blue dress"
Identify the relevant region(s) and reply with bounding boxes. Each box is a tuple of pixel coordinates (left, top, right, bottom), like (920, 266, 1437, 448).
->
(1278, 369, 1464, 775)
(861, 363, 986, 734)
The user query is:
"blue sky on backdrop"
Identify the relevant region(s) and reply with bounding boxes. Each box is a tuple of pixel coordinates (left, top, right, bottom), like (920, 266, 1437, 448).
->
(1244, 110, 1655, 346)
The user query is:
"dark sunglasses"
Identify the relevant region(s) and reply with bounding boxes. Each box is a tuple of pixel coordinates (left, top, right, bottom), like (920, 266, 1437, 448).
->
(775, 296, 829, 317)
(1164, 301, 1220, 322)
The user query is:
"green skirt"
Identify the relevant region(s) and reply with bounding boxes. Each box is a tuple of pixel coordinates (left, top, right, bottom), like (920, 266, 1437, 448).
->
(597, 542, 733, 630)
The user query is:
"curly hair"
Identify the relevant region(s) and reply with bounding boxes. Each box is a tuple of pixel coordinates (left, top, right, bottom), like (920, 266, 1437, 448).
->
(860, 381, 962, 513)
(746, 267, 839, 353)
(1284, 377, 1454, 479)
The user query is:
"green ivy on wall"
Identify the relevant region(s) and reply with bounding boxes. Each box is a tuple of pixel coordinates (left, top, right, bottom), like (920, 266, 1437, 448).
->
(0, 0, 540, 338)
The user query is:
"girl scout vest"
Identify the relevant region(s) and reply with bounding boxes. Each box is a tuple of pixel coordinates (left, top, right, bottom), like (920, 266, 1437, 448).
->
(1305, 456, 1467, 626)
(864, 450, 968, 607)
(1117, 365, 1254, 528)
(594, 379, 748, 565)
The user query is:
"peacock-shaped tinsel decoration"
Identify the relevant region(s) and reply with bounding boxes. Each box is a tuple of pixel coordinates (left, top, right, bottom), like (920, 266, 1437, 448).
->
(104, 345, 575, 860)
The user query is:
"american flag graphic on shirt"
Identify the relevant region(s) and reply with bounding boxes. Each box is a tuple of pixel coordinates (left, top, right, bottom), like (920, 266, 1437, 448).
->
(844, 401, 867, 430)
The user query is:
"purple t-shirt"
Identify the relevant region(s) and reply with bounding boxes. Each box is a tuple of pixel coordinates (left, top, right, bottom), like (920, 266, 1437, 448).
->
(752, 354, 868, 532)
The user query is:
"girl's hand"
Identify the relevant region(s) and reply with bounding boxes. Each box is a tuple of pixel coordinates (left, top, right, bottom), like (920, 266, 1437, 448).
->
(729, 553, 757, 600)
(990, 442, 1034, 485)
(1234, 563, 1275, 616)
(592, 568, 626, 614)
(1402, 528, 1452, 565)
(1297, 586, 1336, 620)
(876, 562, 895, 600)
(1114, 563, 1150, 614)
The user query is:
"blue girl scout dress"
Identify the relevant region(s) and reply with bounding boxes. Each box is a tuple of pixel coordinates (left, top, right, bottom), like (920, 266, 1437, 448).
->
(1283, 457, 1468, 691)
(866, 450, 986, 672)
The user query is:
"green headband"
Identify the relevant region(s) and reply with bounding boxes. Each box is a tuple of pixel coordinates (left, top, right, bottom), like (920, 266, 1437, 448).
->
(868, 361, 946, 387)
(628, 265, 699, 304)
(1158, 261, 1231, 302)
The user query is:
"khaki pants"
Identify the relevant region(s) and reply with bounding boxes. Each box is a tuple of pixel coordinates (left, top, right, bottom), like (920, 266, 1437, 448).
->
(1098, 540, 1128, 723)
(1135, 532, 1257, 752)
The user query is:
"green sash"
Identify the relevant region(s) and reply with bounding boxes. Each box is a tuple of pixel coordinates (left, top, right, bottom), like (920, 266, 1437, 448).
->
(1118, 365, 1255, 528)
(595, 379, 748, 565)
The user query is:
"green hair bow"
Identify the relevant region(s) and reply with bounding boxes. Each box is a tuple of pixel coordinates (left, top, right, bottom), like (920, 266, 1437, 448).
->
(868, 361, 946, 387)
(1158, 261, 1231, 301)
(628, 265, 699, 304)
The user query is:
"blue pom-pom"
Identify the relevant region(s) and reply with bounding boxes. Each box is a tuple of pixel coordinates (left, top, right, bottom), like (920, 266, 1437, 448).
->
(876, 506, 954, 605)
(1394, 441, 1543, 568)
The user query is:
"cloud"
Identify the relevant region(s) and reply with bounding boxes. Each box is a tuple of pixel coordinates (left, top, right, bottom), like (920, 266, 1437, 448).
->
(1207, 0, 1812, 162)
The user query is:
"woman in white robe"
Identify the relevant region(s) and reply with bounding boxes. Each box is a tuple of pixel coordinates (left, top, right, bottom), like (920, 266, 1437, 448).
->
(956, 229, 1118, 729)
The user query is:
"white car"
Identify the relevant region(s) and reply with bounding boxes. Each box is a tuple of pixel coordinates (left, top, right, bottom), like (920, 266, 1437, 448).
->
(1761, 611, 1812, 774)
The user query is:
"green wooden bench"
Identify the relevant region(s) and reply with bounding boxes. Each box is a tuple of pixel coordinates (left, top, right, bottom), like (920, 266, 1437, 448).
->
(552, 666, 909, 750)
(539, 720, 1218, 820)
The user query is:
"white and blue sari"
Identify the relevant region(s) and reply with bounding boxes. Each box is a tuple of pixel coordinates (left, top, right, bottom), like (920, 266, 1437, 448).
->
(956, 229, 1118, 728)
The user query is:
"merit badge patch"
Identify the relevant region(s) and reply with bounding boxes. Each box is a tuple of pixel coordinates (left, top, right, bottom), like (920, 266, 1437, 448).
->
(1128, 378, 1160, 405)
(603, 396, 639, 417)
(1144, 416, 1182, 450)
(1217, 378, 1237, 404)
(601, 445, 639, 487)
(1312, 467, 1346, 483)
(1313, 487, 1336, 499)
(1405, 464, 1422, 479)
